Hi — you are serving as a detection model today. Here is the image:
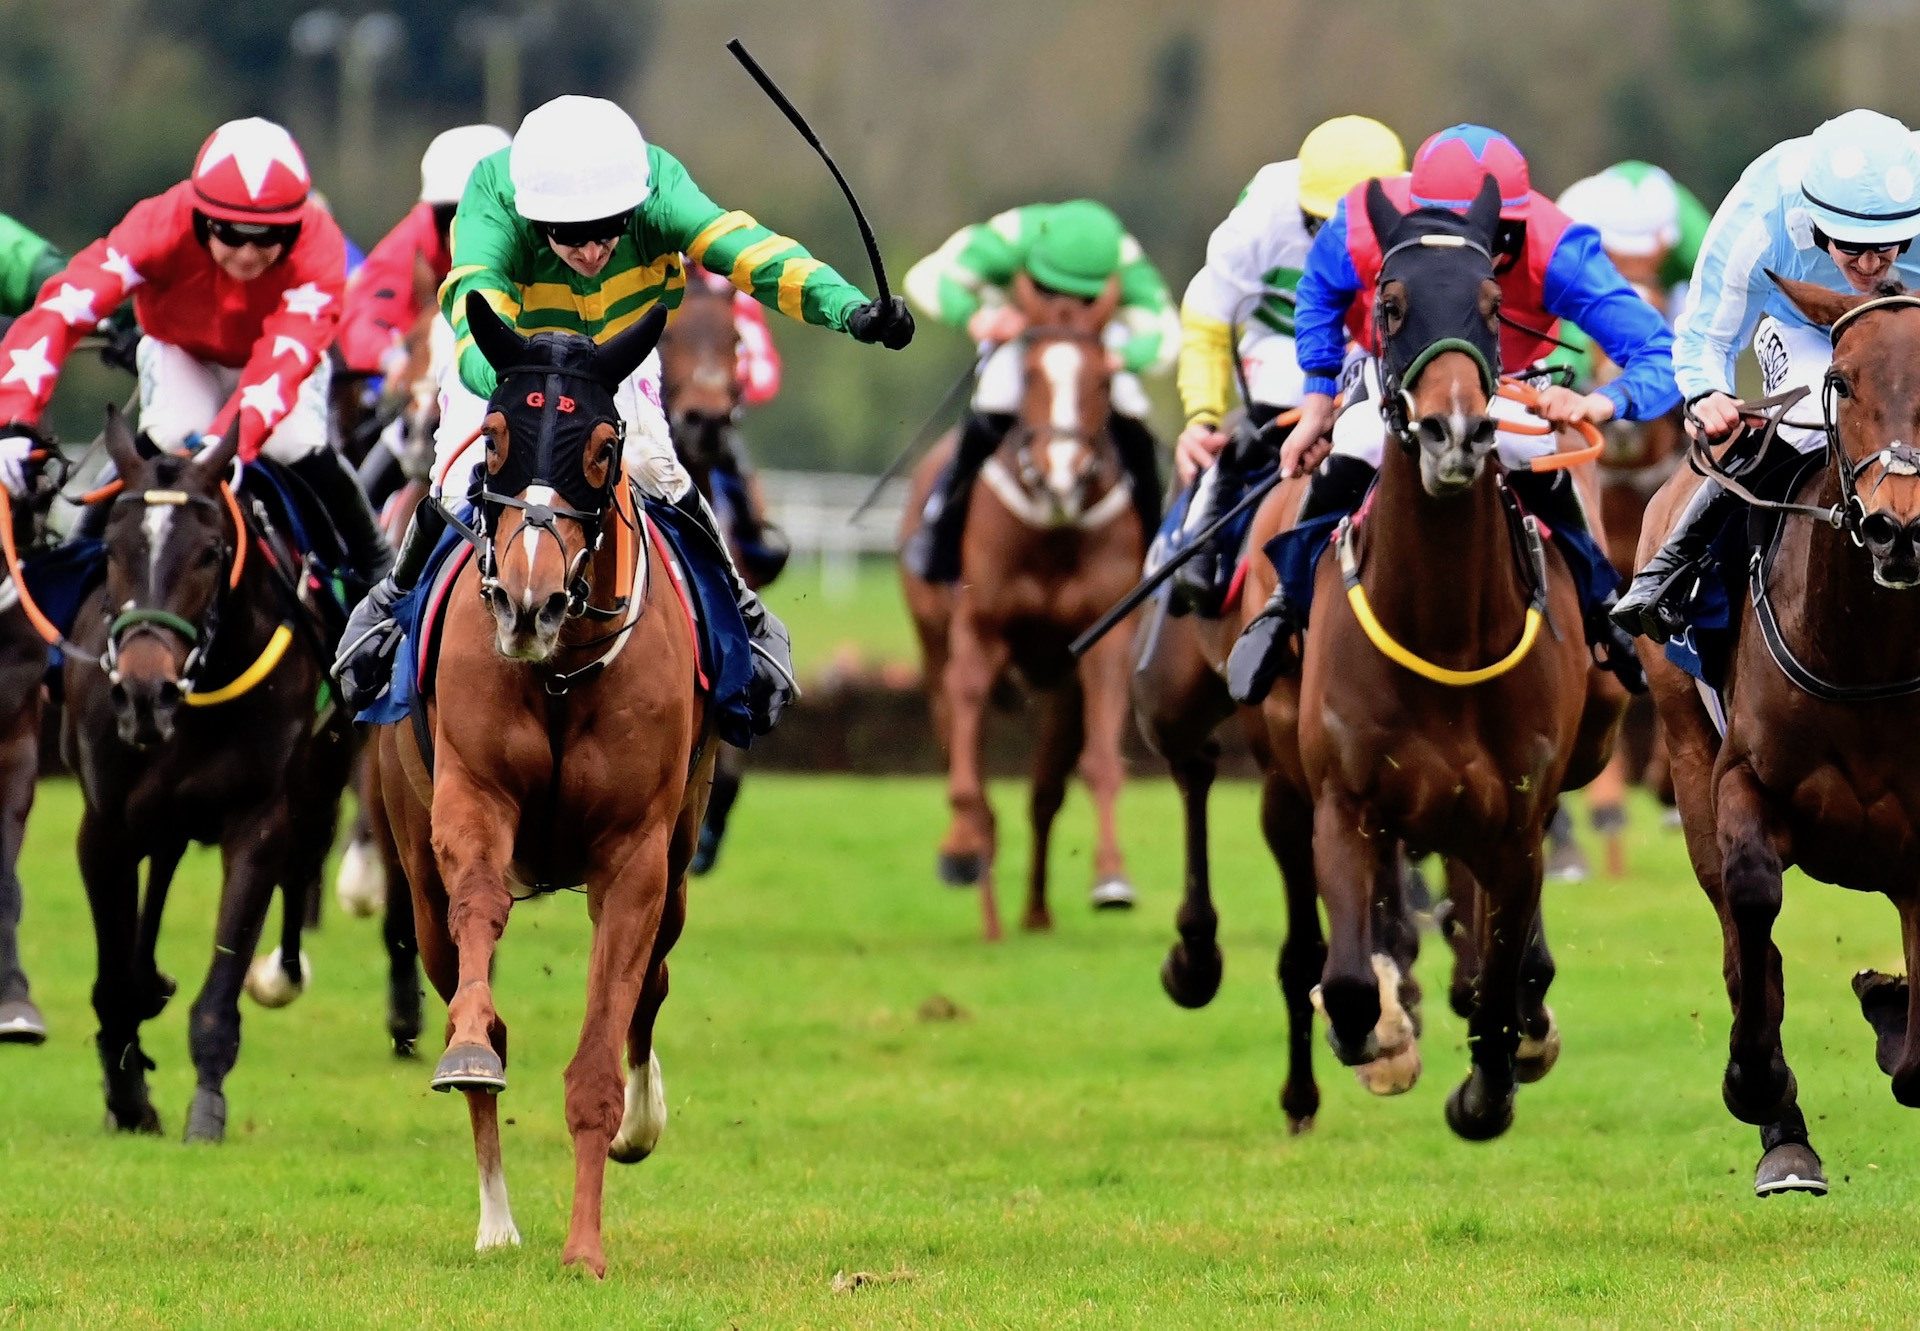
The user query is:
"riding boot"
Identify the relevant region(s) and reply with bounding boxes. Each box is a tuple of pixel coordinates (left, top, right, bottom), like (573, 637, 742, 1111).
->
(903, 411, 1012, 583)
(1225, 455, 1377, 704)
(1107, 412, 1164, 538)
(673, 486, 797, 736)
(1169, 413, 1286, 618)
(1609, 476, 1736, 645)
(288, 447, 395, 592)
(1509, 471, 1648, 694)
(332, 499, 447, 712)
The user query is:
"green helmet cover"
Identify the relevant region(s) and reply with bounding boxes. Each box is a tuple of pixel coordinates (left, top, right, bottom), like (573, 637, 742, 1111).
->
(1027, 200, 1123, 298)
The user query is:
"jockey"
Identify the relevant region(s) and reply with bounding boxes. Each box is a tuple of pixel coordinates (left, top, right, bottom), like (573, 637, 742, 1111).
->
(1612, 109, 1920, 642)
(333, 95, 914, 731)
(1227, 124, 1680, 703)
(1169, 114, 1407, 614)
(0, 213, 67, 320)
(336, 124, 512, 380)
(1549, 161, 1712, 380)
(900, 199, 1178, 581)
(0, 118, 391, 590)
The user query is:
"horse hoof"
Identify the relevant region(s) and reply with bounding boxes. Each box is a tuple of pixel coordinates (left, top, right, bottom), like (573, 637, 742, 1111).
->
(1159, 942, 1223, 1010)
(1286, 1113, 1316, 1136)
(432, 1043, 506, 1093)
(1355, 1041, 1422, 1096)
(103, 1102, 162, 1135)
(244, 947, 310, 1009)
(610, 1050, 667, 1164)
(1755, 1142, 1828, 1197)
(0, 997, 47, 1044)
(1089, 877, 1136, 911)
(184, 1089, 227, 1144)
(1444, 1079, 1514, 1142)
(1515, 1009, 1562, 1084)
(561, 1242, 608, 1280)
(937, 852, 985, 888)
(334, 837, 386, 918)
(392, 1035, 419, 1060)
(1021, 910, 1054, 933)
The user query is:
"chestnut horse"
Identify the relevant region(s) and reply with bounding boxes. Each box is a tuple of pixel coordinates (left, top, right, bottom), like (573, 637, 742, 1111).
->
(64, 411, 352, 1140)
(1244, 180, 1622, 1140)
(901, 285, 1146, 940)
(1642, 276, 1920, 1197)
(374, 297, 711, 1275)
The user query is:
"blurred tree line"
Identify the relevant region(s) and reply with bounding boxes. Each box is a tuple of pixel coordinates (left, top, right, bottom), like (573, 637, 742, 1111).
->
(0, 0, 1899, 467)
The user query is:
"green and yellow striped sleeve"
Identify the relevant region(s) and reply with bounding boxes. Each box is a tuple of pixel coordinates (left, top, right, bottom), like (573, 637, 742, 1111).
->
(1114, 235, 1180, 375)
(649, 147, 866, 332)
(440, 151, 527, 398)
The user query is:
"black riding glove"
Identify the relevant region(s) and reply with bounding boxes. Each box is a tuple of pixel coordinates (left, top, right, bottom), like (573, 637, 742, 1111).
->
(845, 296, 915, 350)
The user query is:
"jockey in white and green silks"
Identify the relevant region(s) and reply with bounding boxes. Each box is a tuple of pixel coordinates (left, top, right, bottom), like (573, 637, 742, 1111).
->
(901, 200, 1178, 582)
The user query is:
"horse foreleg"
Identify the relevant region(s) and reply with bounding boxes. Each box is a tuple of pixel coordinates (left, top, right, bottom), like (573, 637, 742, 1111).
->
(186, 801, 295, 1142)
(1024, 685, 1080, 932)
(363, 754, 421, 1057)
(0, 691, 40, 1035)
(1514, 911, 1561, 1084)
(1438, 858, 1482, 1019)
(1311, 788, 1384, 1067)
(430, 774, 517, 1092)
(1077, 626, 1135, 913)
(1589, 748, 1631, 877)
(1714, 764, 1797, 1128)
(1882, 899, 1920, 1110)
(78, 813, 159, 1133)
(940, 612, 1007, 941)
(563, 829, 673, 1278)
(1350, 845, 1422, 1098)
(1264, 777, 1322, 1132)
(611, 879, 687, 1165)
(1443, 841, 1541, 1142)
(1159, 748, 1222, 1008)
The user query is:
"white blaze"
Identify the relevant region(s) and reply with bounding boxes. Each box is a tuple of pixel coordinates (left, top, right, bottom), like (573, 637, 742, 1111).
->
(518, 485, 555, 610)
(1038, 343, 1083, 502)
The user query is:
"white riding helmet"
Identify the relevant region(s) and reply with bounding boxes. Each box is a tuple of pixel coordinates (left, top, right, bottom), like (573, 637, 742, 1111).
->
(510, 95, 651, 224)
(419, 123, 511, 204)
(1557, 165, 1680, 257)
(1799, 109, 1920, 246)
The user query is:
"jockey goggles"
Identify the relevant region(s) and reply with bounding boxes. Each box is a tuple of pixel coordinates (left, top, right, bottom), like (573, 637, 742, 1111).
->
(536, 209, 634, 248)
(1812, 225, 1913, 258)
(200, 215, 301, 250)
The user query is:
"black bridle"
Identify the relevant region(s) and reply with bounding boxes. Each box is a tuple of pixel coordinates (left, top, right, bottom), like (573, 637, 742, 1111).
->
(1373, 232, 1501, 450)
(101, 484, 236, 692)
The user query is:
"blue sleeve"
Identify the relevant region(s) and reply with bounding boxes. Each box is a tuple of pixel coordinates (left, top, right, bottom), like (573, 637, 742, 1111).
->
(1295, 200, 1362, 397)
(1542, 225, 1680, 421)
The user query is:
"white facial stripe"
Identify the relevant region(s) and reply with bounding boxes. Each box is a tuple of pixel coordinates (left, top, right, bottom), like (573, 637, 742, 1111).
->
(142, 505, 171, 598)
(1046, 439, 1078, 496)
(518, 485, 556, 610)
(1039, 342, 1083, 437)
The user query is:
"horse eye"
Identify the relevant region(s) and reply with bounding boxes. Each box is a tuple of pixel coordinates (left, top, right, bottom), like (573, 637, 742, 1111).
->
(1831, 375, 1853, 400)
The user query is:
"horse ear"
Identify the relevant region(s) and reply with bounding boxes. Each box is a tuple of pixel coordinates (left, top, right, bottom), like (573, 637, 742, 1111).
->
(1465, 174, 1503, 247)
(1085, 275, 1122, 331)
(102, 402, 142, 480)
(1769, 268, 1867, 330)
(586, 306, 668, 387)
(1364, 178, 1402, 247)
(465, 290, 526, 371)
(189, 416, 242, 484)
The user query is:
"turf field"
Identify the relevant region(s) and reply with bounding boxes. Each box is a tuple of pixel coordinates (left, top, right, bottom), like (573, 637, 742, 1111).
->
(4, 776, 1919, 1328)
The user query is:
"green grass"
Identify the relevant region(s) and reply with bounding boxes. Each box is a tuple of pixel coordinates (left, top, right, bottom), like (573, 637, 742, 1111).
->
(5, 775, 1920, 1328)
(762, 556, 918, 681)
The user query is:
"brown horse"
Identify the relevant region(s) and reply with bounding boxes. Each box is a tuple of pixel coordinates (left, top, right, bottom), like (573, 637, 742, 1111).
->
(1642, 276, 1920, 1197)
(1247, 181, 1622, 1140)
(374, 298, 711, 1275)
(901, 285, 1146, 940)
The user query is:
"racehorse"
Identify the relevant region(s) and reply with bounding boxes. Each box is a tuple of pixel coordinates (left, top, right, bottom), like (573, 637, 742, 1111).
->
(658, 274, 780, 874)
(1643, 276, 1920, 1197)
(373, 296, 711, 1275)
(0, 439, 67, 1043)
(64, 410, 352, 1140)
(901, 282, 1147, 940)
(1244, 179, 1623, 1140)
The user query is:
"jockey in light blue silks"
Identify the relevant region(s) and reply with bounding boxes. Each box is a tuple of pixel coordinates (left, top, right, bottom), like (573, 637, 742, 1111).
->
(1613, 109, 1920, 643)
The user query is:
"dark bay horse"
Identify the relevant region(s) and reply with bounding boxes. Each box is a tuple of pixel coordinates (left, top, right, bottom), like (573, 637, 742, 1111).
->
(64, 411, 352, 1140)
(1642, 276, 1920, 1197)
(659, 274, 775, 875)
(374, 297, 710, 1275)
(1241, 180, 1622, 1140)
(901, 283, 1146, 940)
(0, 439, 67, 1043)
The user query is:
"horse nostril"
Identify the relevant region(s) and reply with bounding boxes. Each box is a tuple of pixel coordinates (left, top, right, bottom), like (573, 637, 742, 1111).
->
(540, 592, 570, 626)
(109, 680, 129, 710)
(158, 680, 182, 709)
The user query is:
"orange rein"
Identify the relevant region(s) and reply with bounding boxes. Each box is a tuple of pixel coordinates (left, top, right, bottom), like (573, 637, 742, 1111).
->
(0, 471, 249, 652)
(1494, 380, 1606, 472)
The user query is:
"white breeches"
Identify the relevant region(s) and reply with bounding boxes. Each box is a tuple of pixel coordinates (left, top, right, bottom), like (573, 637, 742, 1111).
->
(1750, 314, 1831, 454)
(136, 338, 331, 462)
(971, 338, 1152, 419)
(1328, 356, 1559, 471)
(429, 318, 686, 501)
